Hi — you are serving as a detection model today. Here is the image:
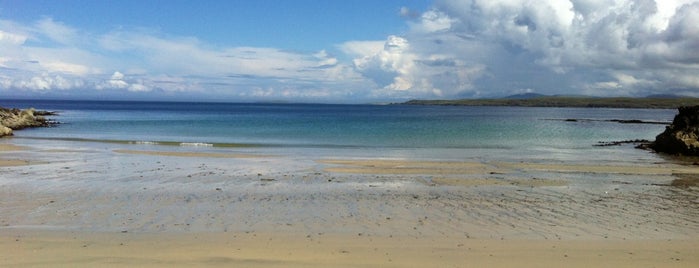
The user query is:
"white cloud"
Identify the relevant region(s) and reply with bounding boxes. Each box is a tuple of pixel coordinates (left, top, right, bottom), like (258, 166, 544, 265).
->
(0, 20, 105, 79)
(99, 71, 128, 89)
(338, 40, 384, 57)
(128, 83, 150, 92)
(0, 18, 368, 100)
(95, 71, 152, 92)
(111, 71, 125, 81)
(35, 18, 79, 45)
(98, 30, 362, 85)
(1, 73, 85, 91)
(351, 35, 415, 90)
(0, 30, 27, 45)
(39, 61, 92, 76)
(336, 0, 699, 99)
(410, 9, 457, 33)
(344, 33, 488, 99)
(410, 0, 699, 96)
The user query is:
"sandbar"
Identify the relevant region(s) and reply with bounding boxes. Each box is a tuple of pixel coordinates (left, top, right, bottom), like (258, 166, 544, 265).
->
(0, 142, 31, 166)
(0, 159, 30, 167)
(319, 159, 507, 175)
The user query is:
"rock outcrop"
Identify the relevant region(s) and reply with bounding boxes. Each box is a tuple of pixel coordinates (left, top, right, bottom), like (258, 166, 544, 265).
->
(0, 107, 56, 137)
(650, 106, 699, 155)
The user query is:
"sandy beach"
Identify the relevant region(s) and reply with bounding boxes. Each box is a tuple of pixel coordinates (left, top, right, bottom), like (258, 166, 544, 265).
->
(1, 139, 698, 267)
(3, 230, 698, 268)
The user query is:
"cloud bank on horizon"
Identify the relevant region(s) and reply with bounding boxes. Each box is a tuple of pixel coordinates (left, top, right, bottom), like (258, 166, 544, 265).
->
(1, 0, 698, 102)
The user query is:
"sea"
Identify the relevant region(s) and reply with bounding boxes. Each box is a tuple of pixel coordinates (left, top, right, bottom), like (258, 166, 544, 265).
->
(1, 99, 676, 165)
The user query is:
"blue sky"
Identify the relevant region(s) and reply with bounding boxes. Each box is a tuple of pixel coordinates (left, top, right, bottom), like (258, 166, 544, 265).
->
(2, 0, 422, 51)
(1, 0, 698, 102)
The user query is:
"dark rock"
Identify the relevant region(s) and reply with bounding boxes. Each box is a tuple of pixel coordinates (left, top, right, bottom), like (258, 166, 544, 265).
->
(33, 110, 59, 116)
(557, 118, 669, 125)
(608, 119, 668, 125)
(650, 106, 699, 155)
(595, 139, 651, 147)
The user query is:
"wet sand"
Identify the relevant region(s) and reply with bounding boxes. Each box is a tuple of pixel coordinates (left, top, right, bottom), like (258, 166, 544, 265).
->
(2, 140, 698, 267)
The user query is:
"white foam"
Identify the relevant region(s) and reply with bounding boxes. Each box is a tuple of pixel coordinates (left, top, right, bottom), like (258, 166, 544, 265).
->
(132, 141, 159, 145)
(180, 142, 214, 147)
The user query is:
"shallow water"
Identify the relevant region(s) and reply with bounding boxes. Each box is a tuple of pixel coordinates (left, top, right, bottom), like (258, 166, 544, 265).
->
(1, 100, 675, 162)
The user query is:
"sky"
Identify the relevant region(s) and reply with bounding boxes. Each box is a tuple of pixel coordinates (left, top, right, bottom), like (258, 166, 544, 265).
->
(1, 0, 698, 103)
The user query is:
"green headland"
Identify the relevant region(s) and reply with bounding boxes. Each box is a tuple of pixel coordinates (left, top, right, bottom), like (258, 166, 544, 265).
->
(403, 95, 699, 109)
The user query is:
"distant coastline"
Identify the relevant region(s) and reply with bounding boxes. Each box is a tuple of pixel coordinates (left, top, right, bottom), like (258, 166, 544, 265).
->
(402, 96, 699, 109)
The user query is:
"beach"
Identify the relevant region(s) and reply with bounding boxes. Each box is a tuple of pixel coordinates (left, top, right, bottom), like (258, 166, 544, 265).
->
(2, 137, 698, 267)
(4, 230, 697, 268)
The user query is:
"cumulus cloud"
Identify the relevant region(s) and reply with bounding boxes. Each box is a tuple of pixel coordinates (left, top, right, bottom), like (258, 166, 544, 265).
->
(409, 9, 457, 33)
(95, 71, 155, 92)
(342, 11, 490, 98)
(100, 71, 128, 89)
(427, 0, 699, 96)
(1, 73, 84, 91)
(349, 34, 486, 97)
(351, 36, 414, 90)
(339, 40, 385, 57)
(340, 0, 699, 99)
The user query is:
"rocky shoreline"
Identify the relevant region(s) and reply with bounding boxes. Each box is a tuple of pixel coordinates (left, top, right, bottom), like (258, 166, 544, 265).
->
(650, 106, 699, 156)
(0, 107, 57, 137)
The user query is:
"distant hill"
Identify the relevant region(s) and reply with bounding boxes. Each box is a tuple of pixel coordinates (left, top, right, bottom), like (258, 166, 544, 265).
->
(644, 94, 687, 99)
(502, 93, 547, 99)
(403, 95, 699, 109)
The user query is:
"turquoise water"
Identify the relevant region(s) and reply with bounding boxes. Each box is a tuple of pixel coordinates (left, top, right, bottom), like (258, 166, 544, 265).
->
(1, 100, 675, 162)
